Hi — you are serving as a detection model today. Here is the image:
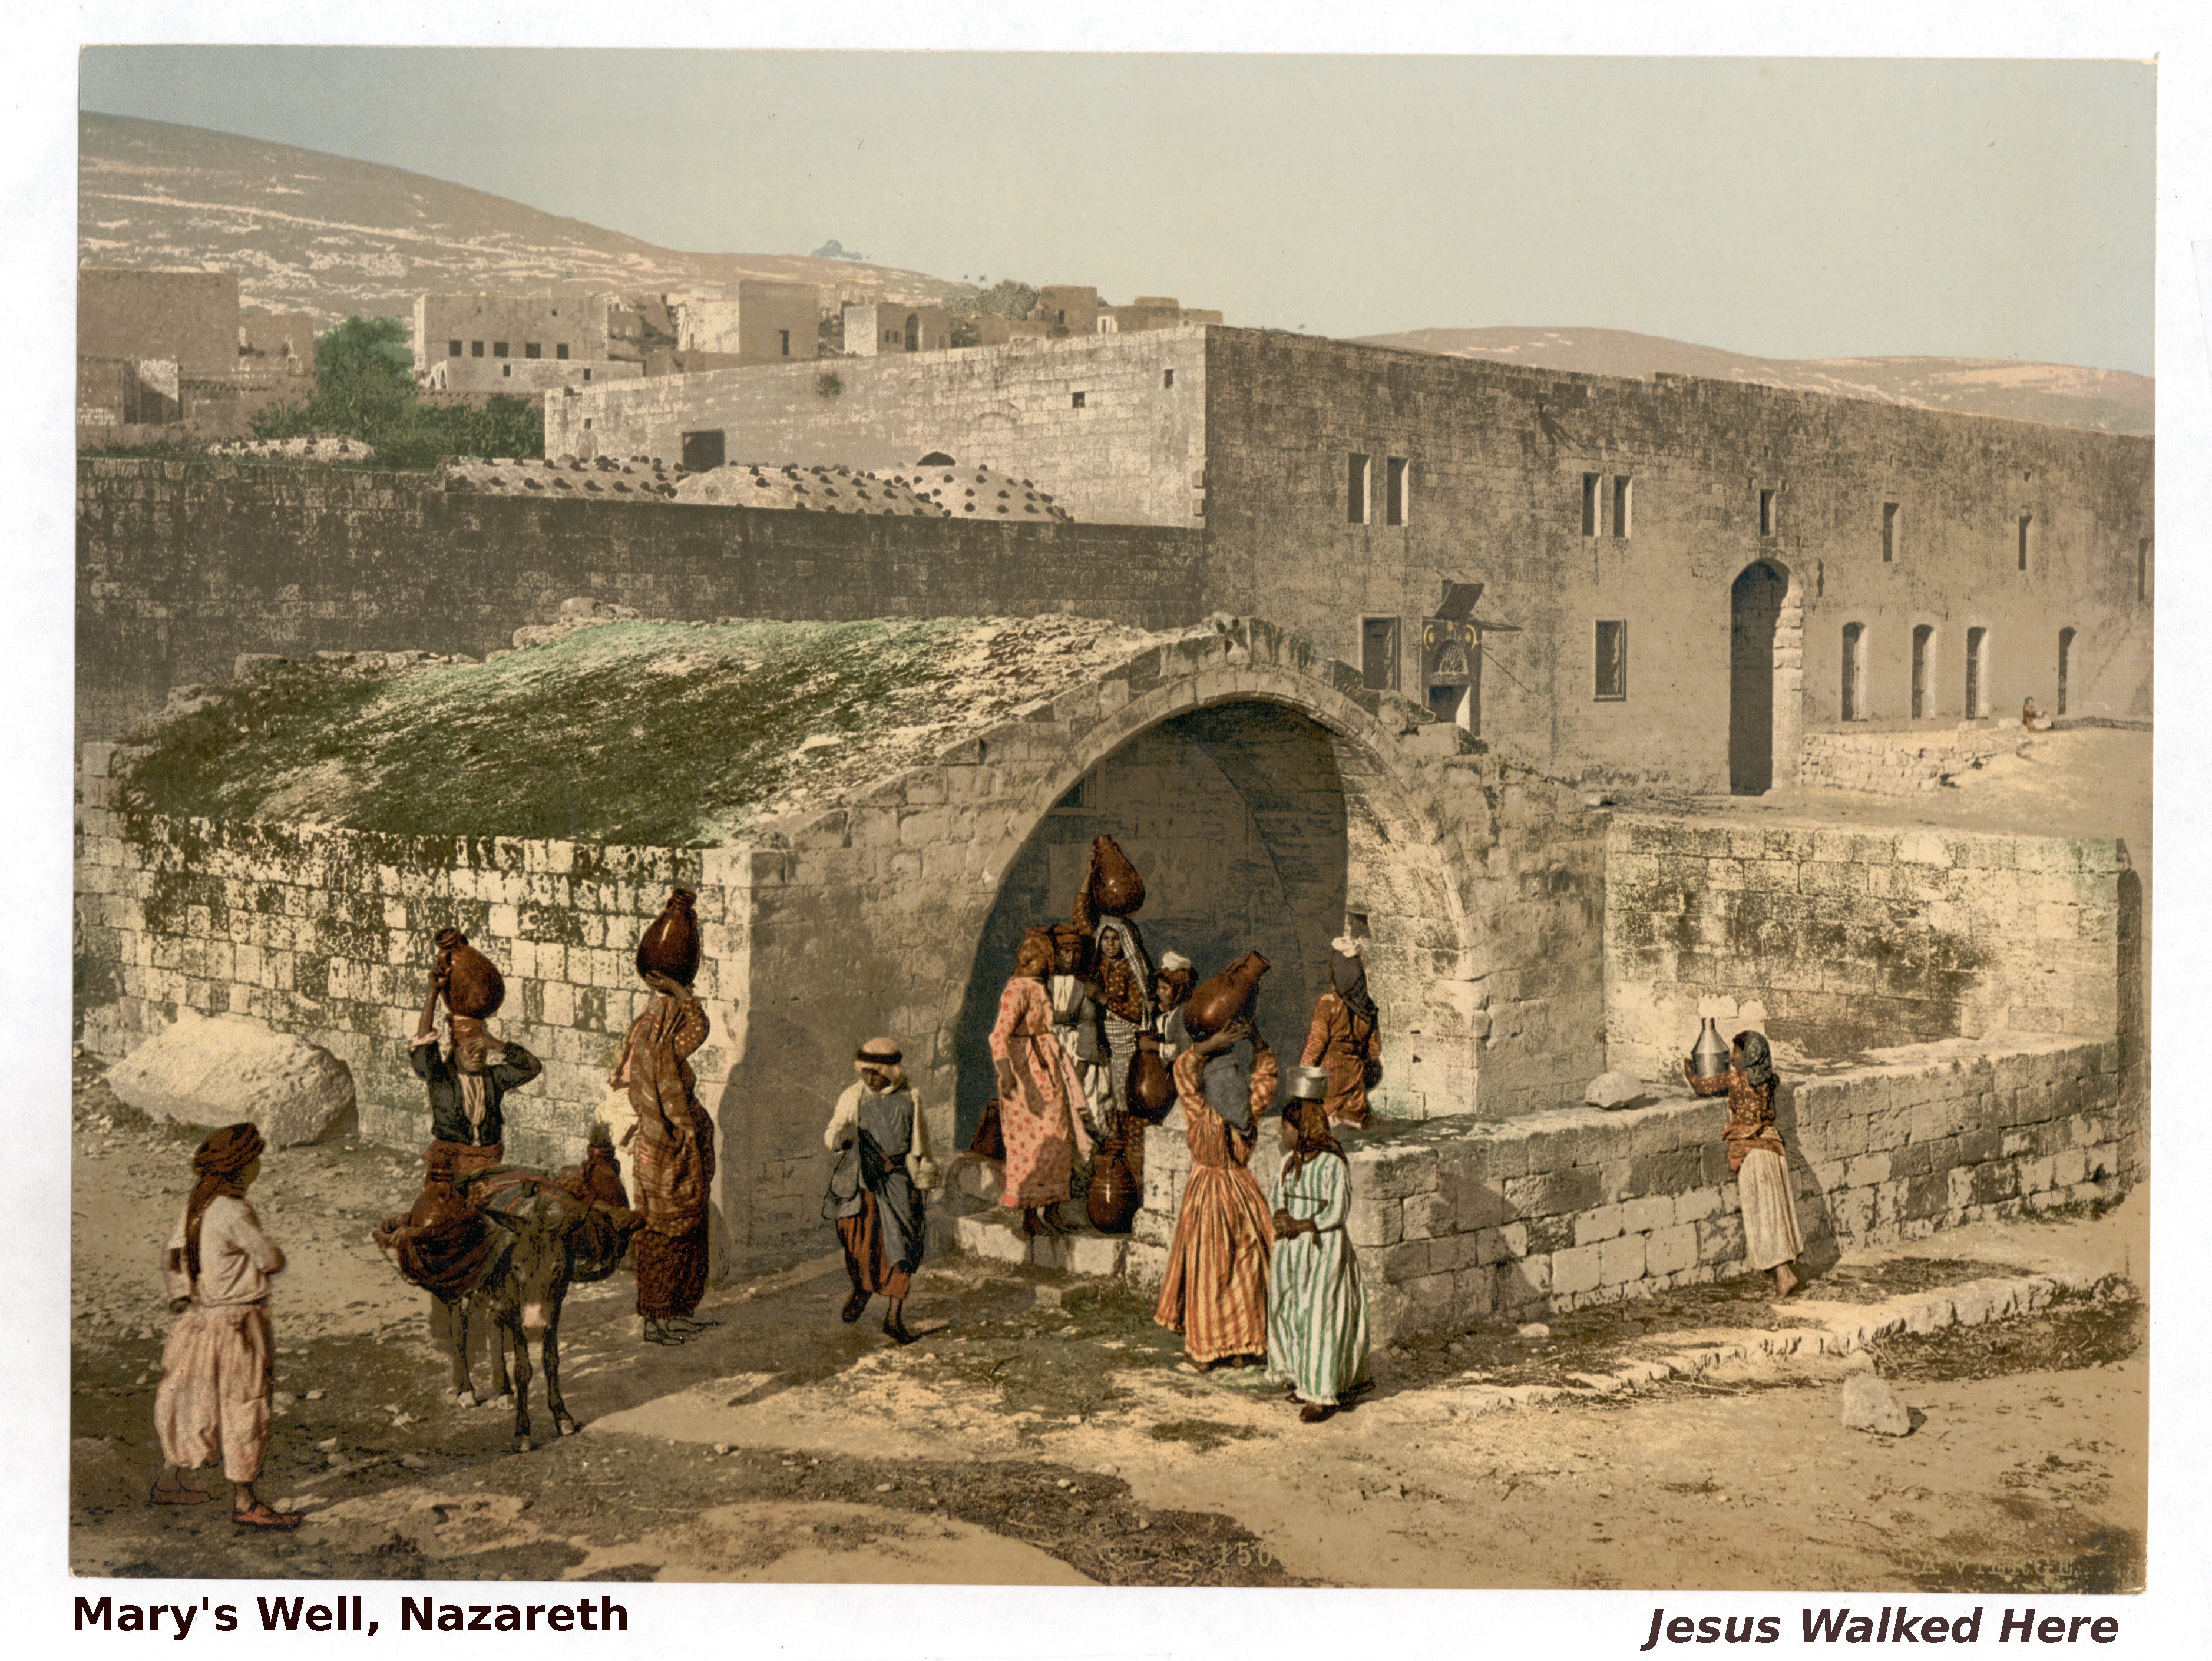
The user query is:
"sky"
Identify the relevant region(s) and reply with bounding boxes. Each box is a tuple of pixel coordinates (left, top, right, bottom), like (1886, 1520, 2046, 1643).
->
(78, 48, 2156, 381)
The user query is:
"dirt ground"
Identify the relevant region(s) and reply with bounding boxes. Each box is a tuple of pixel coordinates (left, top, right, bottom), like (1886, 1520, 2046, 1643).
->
(71, 1058, 2146, 1590)
(71, 729, 2153, 1589)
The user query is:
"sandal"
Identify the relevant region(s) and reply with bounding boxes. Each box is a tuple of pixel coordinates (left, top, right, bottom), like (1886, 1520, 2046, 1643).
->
(840, 1289, 870, 1324)
(883, 1320, 918, 1346)
(150, 1482, 211, 1506)
(1300, 1402, 1336, 1424)
(232, 1501, 304, 1530)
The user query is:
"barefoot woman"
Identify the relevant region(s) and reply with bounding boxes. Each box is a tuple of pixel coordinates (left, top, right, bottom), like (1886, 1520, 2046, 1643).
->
(1687, 1029, 1803, 1299)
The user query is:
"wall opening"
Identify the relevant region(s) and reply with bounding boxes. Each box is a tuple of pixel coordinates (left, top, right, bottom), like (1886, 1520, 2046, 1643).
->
(680, 429, 726, 472)
(1841, 622, 1866, 720)
(2058, 627, 2076, 717)
(1612, 475, 1633, 540)
(1426, 634, 1478, 730)
(471, 340, 484, 358)
(1386, 456, 1409, 527)
(1911, 624, 1933, 719)
(447, 339, 462, 358)
(1581, 473, 1599, 537)
(1965, 626, 1988, 718)
(2017, 514, 2032, 572)
(525, 342, 541, 359)
(1730, 561, 1788, 793)
(1593, 620, 1628, 700)
(493, 342, 509, 359)
(1882, 501, 1900, 563)
(556, 343, 570, 360)
(1360, 616, 1399, 691)
(1348, 454, 1371, 524)
(779, 329, 792, 357)
(1072, 390, 1087, 409)
(1760, 488, 1778, 538)
(2138, 538, 2150, 601)
(905, 313, 920, 351)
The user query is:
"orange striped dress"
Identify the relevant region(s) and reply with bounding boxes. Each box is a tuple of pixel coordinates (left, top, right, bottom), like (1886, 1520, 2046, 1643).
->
(1153, 1044, 1277, 1364)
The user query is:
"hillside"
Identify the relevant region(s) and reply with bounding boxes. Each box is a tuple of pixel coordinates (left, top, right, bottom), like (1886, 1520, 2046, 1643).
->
(78, 112, 970, 327)
(1354, 326, 2151, 435)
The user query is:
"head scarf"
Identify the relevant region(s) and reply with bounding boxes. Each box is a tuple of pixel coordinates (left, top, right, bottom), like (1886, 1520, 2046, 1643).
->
(1330, 938, 1379, 1027)
(1014, 927, 1054, 979)
(1202, 1048, 1254, 1134)
(1282, 1098, 1345, 1176)
(855, 1035, 910, 1094)
(1734, 1030, 1776, 1091)
(184, 1122, 266, 1284)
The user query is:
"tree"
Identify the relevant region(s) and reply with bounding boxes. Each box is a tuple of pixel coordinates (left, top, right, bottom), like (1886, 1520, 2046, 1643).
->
(252, 314, 541, 467)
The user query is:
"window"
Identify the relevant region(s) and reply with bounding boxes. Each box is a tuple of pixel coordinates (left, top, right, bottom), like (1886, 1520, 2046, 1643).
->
(447, 339, 462, 358)
(1594, 621, 1628, 700)
(525, 342, 541, 359)
(2057, 627, 2076, 716)
(1072, 391, 1087, 408)
(493, 342, 509, 358)
(1760, 489, 1778, 537)
(1347, 454, 1371, 525)
(1882, 501, 1900, 563)
(680, 429, 726, 472)
(1910, 625, 1933, 719)
(2017, 514, 2032, 571)
(1965, 627, 1988, 718)
(1360, 617, 1398, 691)
(1612, 475, 1632, 540)
(1840, 623, 1867, 720)
(556, 343, 570, 360)
(502, 363, 511, 378)
(1163, 369, 1175, 389)
(471, 340, 484, 358)
(1581, 472, 1599, 537)
(582, 368, 591, 382)
(1386, 457, 1409, 527)
(2138, 537, 2151, 601)
(779, 329, 792, 357)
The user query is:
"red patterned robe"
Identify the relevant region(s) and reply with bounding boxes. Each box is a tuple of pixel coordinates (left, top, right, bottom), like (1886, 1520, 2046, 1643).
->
(1154, 1044, 1277, 1364)
(988, 975, 1093, 1207)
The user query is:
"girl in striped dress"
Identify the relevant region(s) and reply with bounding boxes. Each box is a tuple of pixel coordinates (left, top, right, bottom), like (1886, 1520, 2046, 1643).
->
(1265, 1072, 1371, 1423)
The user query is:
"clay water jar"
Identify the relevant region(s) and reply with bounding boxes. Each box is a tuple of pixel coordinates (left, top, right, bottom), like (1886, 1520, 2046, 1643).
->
(1086, 835, 1146, 916)
(1085, 1121, 1143, 1233)
(435, 928, 506, 1019)
(636, 887, 703, 986)
(1130, 1031, 1175, 1118)
(1183, 952, 1271, 1040)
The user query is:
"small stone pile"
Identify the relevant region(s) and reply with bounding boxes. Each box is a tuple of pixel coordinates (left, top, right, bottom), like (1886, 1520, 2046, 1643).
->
(442, 454, 680, 498)
(673, 462, 948, 516)
(888, 463, 1073, 522)
(206, 434, 376, 463)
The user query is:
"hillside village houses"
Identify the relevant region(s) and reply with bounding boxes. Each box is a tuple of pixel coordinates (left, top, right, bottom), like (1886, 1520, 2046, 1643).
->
(75, 267, 315, 439)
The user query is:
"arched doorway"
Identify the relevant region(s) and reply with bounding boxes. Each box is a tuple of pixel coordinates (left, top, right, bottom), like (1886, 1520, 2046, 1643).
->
(1730, 561, 1790, 793)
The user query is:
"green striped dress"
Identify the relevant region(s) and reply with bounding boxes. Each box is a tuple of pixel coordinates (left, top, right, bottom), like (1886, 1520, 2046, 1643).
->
(1265, 1150, 1371, 1406)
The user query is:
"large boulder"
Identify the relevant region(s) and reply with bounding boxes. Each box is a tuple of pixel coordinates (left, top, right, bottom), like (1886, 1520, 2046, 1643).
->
(104, 1013, 355, 1147)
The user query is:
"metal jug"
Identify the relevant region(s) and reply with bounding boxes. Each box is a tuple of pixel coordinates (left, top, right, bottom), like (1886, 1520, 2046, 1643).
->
(1691, 1017, 1730, 1082)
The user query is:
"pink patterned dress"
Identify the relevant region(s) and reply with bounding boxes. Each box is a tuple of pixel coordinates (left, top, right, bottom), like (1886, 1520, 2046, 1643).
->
(989, 975, 1094, 1207)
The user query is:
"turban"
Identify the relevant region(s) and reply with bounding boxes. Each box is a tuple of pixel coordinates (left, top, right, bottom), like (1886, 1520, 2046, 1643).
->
(193, 1122, 266, 1179)
(856, 1036, 904, 1067)
(1158, 951, 1193, 974)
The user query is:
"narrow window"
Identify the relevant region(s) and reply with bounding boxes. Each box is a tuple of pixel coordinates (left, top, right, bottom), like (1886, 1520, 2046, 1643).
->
(1163, 368, 1175, 389)
(2057, 627, 2076, 717)
(494, 342, 509, 358)
(1581, 472, 1599, 537)
(1594, 621, 1628, 700)
(1072, 391, 1087, 409)
(1360, 617, 1398, 691)
(556, 343, 570, 360)
(447, 339, 462, 358)
(779, 329, 791, 357)
(1910, 625, 1933, 719)
(2137, 537, 2150, 601)
(583, 368, 591, 382)
(502, 363, 511, 378)
(2017, 514, 2032, 571)
(1760, 489, 1777, 537)
(525, 342, 541, 359)
(1965, 627, 1988, 718)
(1386, 457, 1409, 527)
(680, 429, 726, 472)
(1882, 501, 1900, 563)
(1612, 475, 1632, 540)
(1347, 454, 1371, 525)
(471, 340, 484, 358)
(1840, 623, 1866, 721)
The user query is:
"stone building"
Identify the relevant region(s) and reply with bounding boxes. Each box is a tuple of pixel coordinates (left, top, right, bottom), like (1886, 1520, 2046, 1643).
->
(237, 309, 321, 375)
(841, 302, 954, 356)
(676, 282, 824, 363)
(546, 326, 2153, 794)
(78, 267, 241, 379)
(1098, 296, 1224, 333)
(412, 291, 617, 391)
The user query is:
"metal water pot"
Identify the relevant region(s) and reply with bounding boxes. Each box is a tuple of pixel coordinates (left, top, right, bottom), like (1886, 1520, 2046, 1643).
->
(1691, 1017, 1730, 1082)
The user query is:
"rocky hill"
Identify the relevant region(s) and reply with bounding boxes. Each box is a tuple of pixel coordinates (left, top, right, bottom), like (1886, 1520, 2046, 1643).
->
(78, 112, 970, 327)
(1353, 326, 2151, 435)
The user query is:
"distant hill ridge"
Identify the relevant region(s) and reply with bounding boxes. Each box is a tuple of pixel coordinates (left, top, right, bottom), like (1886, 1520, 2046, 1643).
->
(78, 111, 970, 326)
(1352, 326, 2150, 435)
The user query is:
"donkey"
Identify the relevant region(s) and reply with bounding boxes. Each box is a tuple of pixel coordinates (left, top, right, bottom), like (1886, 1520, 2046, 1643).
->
(439, 1173, 639, 1453)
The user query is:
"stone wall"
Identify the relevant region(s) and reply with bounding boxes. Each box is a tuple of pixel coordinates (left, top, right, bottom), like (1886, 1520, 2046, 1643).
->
(79, 269, 240, 380)
(548, 327, 1208, 528)
(75, 743, 739, 1174)
(1130, 1033, 2127, 1342)
(1796, 726, 2012, 796)
(1603, 814, 2132, 1075)
(74, 458, 1209, 743)
(1193, 330, 2153, 792)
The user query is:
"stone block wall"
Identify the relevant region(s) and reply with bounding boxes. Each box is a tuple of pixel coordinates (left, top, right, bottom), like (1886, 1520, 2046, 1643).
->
(1797, 727, 2010, 796)
(74, 744, 740, 1173)
(1130, 1033, 2126, 1343)
(1603, 814, 2131, 1075)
